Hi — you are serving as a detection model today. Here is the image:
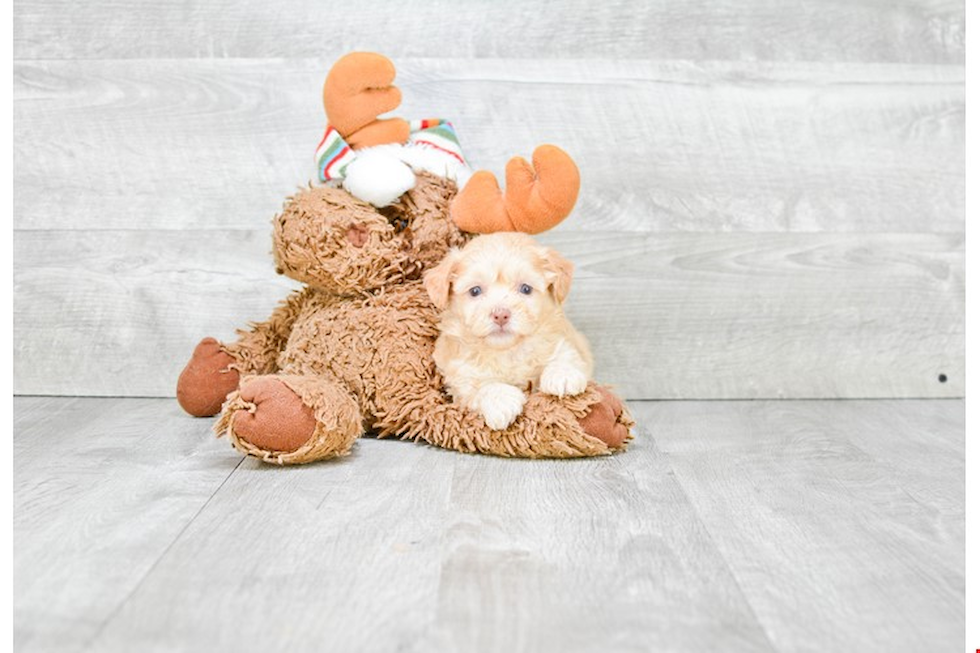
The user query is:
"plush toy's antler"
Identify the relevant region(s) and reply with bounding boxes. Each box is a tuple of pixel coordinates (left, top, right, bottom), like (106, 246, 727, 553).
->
(450, 145, 580, 235)
(322, 51, 579, 233)
(323, 52, 409, 150)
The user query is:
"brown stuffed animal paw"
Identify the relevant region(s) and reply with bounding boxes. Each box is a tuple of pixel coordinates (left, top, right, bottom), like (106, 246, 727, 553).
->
(451, 144, 580, 235)
(578, 386, 632, 450)
(227, 377, 318, 453)
(176, 337, 240, 417)
(323, 52, 410, 150)
(215, 373, 365, 464)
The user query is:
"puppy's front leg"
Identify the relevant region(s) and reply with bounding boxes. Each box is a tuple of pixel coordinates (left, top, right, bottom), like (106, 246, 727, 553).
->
(472, 382, 527, 430)
(539, 338, 590, 397)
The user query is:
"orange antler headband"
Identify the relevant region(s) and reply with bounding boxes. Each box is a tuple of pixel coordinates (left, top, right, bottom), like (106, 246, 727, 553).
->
(318, 52, 581, 234)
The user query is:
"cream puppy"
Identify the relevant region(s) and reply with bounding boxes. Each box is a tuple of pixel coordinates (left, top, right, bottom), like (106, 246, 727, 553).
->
(424, 233, 593, 430)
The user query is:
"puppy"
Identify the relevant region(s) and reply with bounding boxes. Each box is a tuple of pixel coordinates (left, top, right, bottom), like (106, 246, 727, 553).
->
(424, 232, 593, 430)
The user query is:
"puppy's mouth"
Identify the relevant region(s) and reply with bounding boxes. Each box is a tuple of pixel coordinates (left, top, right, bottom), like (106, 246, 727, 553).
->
(484, 324, 519, 345)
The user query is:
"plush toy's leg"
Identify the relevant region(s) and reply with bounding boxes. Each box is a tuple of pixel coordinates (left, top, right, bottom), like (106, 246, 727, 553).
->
(497, 383, 633, 456)
(450, 145, 580, 235)
(215, 374, 363, 465)
(577, 385, 632, 449)
(176, 338, 240, 417)
(374, 346, 632, 458)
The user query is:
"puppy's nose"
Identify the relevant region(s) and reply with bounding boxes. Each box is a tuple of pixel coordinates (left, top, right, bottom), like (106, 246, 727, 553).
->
(491, 308, 511, 326)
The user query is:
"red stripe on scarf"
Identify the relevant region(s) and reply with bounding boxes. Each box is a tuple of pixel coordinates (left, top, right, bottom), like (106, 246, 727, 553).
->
(316, 126, 336, 151)
(413, 139, 464, 163)
(323, 145, 351, 177)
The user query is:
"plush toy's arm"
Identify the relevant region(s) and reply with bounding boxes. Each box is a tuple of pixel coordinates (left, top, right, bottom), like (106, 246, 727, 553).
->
(370, 306, 628, 458)
(176, 288, 312, 418)
(222, 288, 312, 376)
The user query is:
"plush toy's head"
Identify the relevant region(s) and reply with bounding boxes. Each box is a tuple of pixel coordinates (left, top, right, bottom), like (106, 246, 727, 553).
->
(273, 172, 469, 294)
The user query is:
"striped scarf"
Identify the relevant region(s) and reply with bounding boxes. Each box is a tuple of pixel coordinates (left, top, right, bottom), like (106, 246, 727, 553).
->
(315, 119, 467, 182)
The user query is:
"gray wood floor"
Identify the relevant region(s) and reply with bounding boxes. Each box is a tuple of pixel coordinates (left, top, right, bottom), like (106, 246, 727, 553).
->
(13, 397, 964, 653)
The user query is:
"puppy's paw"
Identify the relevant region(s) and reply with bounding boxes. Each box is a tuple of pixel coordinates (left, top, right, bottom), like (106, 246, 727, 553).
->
(476, 383, 527, 430)
(540, 364, 589, 397)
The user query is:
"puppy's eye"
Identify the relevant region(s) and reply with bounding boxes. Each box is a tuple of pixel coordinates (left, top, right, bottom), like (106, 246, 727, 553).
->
(468, 286, 482, 297)
(519, 284, 533, 295)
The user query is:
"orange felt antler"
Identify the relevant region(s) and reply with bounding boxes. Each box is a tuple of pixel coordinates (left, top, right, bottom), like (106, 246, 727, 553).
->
(451, 145, 580, 234)
(323, 52, 409, 150)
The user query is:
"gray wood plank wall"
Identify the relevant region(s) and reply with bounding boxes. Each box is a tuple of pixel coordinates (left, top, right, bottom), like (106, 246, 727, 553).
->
(13, 1, 965, 399)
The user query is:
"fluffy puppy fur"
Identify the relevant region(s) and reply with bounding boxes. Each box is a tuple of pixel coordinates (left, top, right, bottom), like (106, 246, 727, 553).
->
(424, 232, 593, 430)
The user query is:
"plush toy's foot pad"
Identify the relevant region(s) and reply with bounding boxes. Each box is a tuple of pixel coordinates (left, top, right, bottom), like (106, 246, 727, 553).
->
(216, 375, 364, 465)
(176, 337, 240, 417)
(228, 377, 318, 454)
(578, 386, 632, 449)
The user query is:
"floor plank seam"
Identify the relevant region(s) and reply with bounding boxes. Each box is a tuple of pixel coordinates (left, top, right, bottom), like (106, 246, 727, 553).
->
(654, 436, 782, 653)
(79, 454, 248, 651)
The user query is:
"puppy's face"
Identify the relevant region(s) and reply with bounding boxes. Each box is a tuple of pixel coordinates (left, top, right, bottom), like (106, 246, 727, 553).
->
(424, 232, 574, 349)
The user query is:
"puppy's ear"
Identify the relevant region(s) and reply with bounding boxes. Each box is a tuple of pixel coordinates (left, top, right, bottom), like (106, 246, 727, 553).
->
(539, 247, 574, 303)
(424, 249, 461, 310)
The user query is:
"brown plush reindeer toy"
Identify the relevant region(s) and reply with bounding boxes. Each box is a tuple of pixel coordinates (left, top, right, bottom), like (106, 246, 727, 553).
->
(176, 52, 632, 464)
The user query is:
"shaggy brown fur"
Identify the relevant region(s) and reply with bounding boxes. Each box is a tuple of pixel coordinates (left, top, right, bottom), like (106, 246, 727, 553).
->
(177, 173, 633, 464)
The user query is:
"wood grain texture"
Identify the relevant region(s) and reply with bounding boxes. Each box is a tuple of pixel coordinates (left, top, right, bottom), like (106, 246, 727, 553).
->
(414, 445, 774, 653)
(631, 400, 964, 653)
(13, 229, 963, 399)
(89, 431, 459, 652)
(14, 58, 964, 232)
(16, 397, 776, 653)
(13, 229, 301, 398)
(13, 397, 245, 652)
(13, 396, 964, 652)
(13, 0, 965, 63)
